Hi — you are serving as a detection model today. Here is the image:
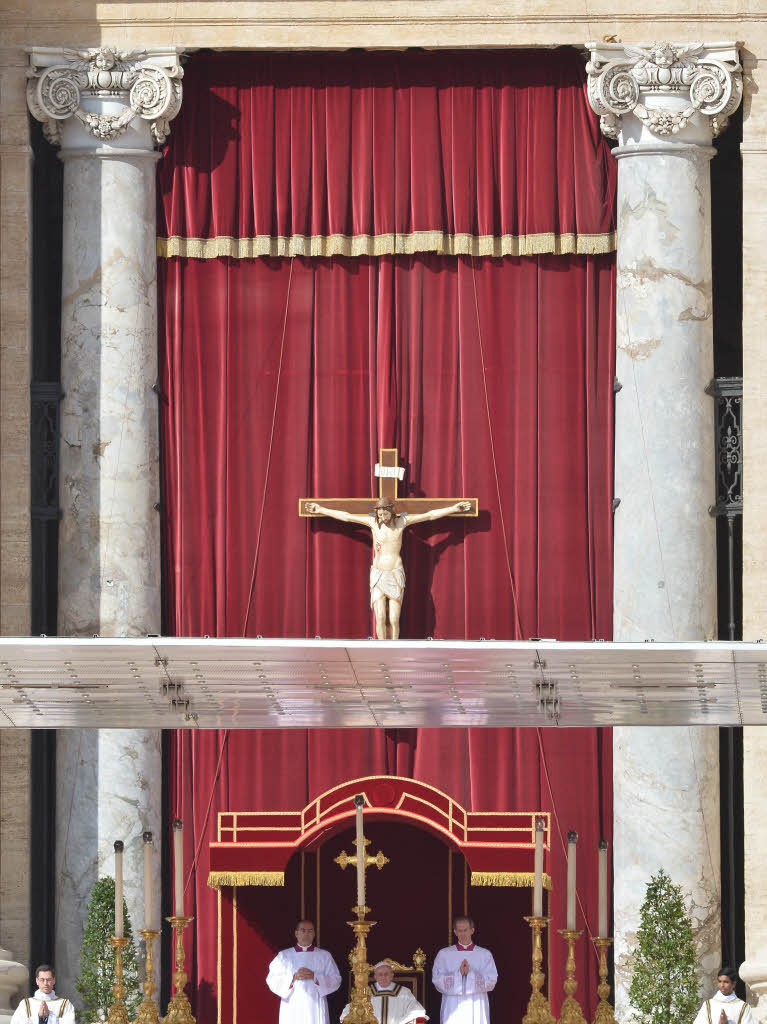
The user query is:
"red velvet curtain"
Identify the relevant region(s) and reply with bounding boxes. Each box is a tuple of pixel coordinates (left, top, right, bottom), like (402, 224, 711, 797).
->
(171, 728, 612, 1024)
(157, 49, 616, 252)
(159, 47, 617, 1024)
(160, 252, 614, 640)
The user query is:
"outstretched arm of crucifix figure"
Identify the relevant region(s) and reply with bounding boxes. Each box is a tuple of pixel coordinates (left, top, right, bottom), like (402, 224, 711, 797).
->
(403, 500, 472, 526)
(303, 501, 371, 527)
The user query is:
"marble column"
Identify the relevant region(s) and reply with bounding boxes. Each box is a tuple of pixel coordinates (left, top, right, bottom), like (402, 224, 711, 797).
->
(741, 729, 767, 1020)
(27, 46, 184, 1004)
(740, 51, 767, 1023)
(54, 731, 163, 1001)
(587, 42, 743, 1021)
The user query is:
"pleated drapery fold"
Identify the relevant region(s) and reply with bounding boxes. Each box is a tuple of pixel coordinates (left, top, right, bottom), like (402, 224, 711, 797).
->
(157, 49, 617, 257)
(159, 47, 618, 1024)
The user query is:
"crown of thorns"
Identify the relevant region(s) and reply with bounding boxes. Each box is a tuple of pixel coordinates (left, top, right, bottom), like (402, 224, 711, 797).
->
(374, 497, 396, 513)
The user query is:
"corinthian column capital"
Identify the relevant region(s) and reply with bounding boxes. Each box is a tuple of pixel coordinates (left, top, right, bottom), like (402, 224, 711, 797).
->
(585, 41, 742, 141)
(26, 46, 185, 147)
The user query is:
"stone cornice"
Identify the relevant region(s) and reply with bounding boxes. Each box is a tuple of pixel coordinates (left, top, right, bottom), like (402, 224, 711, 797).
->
(26, 46, 185, 147)
(585, 41, 742, 140)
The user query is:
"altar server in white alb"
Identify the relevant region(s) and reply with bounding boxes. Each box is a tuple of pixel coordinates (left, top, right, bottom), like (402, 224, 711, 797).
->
(10, 965, 75, 1024)
(432, 916, 497, 1024)
(267, 919, 342, 1024)
(693, 968, 755, 1024)
(341, 961, 428, 1024)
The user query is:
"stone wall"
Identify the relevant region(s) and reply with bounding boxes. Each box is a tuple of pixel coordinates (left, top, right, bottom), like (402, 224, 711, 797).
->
(0, 733, 30, 979)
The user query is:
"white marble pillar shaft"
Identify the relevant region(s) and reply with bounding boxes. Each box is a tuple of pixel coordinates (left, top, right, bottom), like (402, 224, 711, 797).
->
(613, 727, 721, 1016)
(739, 52, 767, 1019)
(612, 132, 722, 1018)
(54, 731, 162, 999)
(740, 727, 767, 1020)
(587, 42, 743, 1022)
(27, 47, 184, 1006)
(613, 135, 717, 642)
(737, 729, 765, 1015)
(54, 100, 165, 1007)
(58, 131, 161, 637)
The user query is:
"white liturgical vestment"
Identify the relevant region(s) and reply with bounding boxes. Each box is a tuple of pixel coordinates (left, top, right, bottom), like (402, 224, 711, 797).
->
(341, 983, 428, 1024)
(10, 991, 75, 1024)
(266, 944, 342, 1024)
(432, 944, 497, 1024)
(693, 992, 755, 1024)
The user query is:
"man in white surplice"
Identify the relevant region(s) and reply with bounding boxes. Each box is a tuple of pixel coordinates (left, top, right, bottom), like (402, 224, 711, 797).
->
(432, 916, 497, 1024)
(10, 965, 74, 1024)
(692, 968, 755, 1024)
(341, 961, 428, 1024)
(266, 919, 342, 1024)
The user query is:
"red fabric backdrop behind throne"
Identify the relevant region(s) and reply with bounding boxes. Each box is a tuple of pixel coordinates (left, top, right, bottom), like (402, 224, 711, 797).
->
(159, 48, 617, 1024)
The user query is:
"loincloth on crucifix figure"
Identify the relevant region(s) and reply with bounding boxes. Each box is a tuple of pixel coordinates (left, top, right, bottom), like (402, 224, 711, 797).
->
(301, 449, 477, 640)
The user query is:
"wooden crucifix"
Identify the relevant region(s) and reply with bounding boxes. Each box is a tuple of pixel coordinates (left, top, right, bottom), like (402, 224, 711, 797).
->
(300, 448, 477, 639)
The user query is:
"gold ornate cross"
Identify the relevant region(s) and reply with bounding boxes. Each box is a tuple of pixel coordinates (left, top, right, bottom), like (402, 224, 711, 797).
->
(300, 447, 478, 518)
(334, 837, 389, 875)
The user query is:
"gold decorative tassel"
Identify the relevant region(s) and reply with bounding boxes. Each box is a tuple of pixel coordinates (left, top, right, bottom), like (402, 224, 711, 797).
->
(157, 230, 617, 261)
(471, 871, 553, 889)
(207, 870, 285, 889)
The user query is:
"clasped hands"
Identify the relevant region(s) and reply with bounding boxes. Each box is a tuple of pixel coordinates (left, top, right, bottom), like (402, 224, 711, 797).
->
(459, 959, 470, 977)
(38, 1003, 49, 1018)
(719, 1011, 729, 1024)
(293, 968, 316, 982)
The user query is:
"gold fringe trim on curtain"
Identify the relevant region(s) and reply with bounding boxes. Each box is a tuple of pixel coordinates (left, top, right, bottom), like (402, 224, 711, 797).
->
(157, 230, 616, 260)
(471, 871, 553, 889)
(207, 870, 285, 889)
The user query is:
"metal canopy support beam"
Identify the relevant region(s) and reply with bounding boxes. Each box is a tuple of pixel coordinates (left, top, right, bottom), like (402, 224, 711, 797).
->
(0, 636, 764, 728)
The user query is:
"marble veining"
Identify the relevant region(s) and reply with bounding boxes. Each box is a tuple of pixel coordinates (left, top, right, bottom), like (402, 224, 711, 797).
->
(47, 86, 171, 1012)
(613, 727, 721, 1022)
(55, 731, 162, 1009)
(585, 42, 741, 1022)
(58, 145, 161, 638)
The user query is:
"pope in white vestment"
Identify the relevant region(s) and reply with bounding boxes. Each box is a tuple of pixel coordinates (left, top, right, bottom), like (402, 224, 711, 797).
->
(341, 962, 428, 1024)
(693, 972, 755, 1024)
(432, 918, 497, 1024)
(266, 921, 341, 1024)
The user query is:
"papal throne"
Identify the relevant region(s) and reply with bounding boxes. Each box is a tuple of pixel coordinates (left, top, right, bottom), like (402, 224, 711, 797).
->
(348, 949, 428, 1009)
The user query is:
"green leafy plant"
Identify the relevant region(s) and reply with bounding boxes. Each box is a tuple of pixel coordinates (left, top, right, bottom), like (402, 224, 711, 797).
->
(76, 877, 141, 1021)
(628, 868, 701, 1024)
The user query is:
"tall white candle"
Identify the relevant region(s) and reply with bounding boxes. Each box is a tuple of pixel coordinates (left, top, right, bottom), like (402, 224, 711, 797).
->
(143, 831, 153, 929)
(567, 830, 578, 930)
(598, 839, 609, 937)
(173, 819, 184, 917)
(355, 796, 365, 907)
(533, 817, 545, 917)
(114, 840, 124, 938)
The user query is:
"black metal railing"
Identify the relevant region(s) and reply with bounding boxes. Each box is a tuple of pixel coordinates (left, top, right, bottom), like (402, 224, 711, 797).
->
(708, 376, 743, 641)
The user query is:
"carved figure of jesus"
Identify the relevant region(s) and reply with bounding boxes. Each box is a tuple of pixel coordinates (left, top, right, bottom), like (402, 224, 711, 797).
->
(303, 496, 471, 639)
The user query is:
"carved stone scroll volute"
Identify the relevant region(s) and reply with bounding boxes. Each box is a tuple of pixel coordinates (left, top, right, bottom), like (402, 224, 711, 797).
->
(585, 41, 742, 140)
(26, 46, 184, 146)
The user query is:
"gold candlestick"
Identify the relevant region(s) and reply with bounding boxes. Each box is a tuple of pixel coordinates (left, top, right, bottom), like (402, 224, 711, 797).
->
(342, 905, 377, 1024)
(523, 916, 556, 1024)
(106, 936, 130, 1024)
(164, 915, 196, 1024)
(592, 938, 619, 1024)
(558, 930, 588, 1024)
(134, 929, 161, 1024)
